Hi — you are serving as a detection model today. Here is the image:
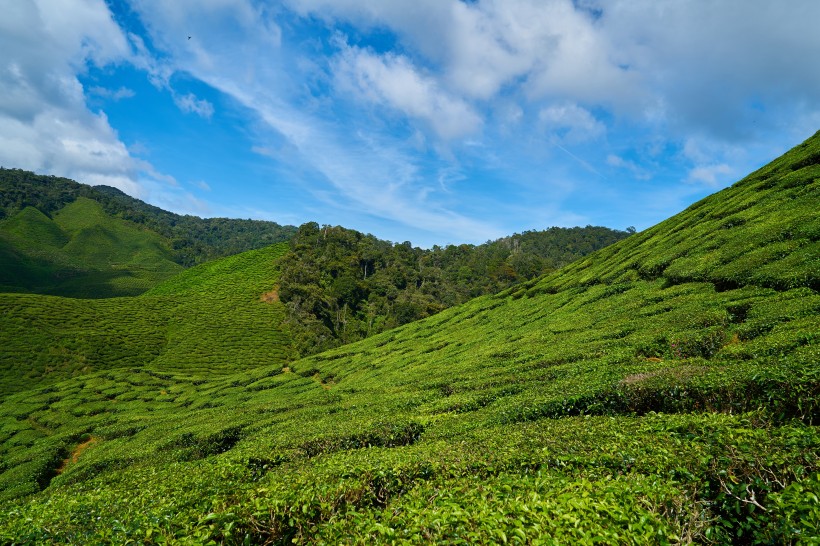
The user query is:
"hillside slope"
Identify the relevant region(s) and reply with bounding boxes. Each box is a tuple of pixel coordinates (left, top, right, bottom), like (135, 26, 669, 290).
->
(0, 133, 818, 543)
(0, 244, 293, 394)
(0, 168, 297, 274)
(0, 198, 183, 297)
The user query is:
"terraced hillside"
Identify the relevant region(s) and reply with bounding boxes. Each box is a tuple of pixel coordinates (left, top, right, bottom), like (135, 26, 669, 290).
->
(0, 132, 818, 544)
(0, 244, 293, 395)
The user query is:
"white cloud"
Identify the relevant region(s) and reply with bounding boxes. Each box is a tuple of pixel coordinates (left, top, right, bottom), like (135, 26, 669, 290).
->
(129, 0, 282, 71)
(688, 164, 732, 185)
(597, 0, 820, 137)
(0, 0, 141, 193)
(606, 154, 650, 181)
(125, 2, 500, 241)
(0, 0, 184, 200)
(8, 0, 815, 242)
(539, 103, 605, 143)
(173, 92, 214, 118)
(287, 0, 820, 144)
(287, 0, 643, 108)
(88, 86, 136, 101)
(334, 44, 482, 140)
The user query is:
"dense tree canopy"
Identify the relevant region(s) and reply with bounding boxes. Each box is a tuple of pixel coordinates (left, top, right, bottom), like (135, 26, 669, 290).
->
(279, 222, 631, 355)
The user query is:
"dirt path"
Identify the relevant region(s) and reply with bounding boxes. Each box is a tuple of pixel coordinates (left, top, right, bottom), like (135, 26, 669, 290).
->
(56, 436, 98, 474)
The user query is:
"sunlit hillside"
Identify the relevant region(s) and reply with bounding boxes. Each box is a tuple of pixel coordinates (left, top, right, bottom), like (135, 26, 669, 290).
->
(0, 197, 183, 297)
(0, 168, 298, 292)
(0, 244, 292, 395)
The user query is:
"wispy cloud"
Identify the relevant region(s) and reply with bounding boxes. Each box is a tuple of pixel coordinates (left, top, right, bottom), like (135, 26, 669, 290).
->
(539, 103, 605, 144)
(334, 42, 482, 140)
(687, 164, 732, 185)
(4, 0, 820, 245)
(606, 154, 651, 181)
(173, 92, 214, 118)
(0, 0, 181, 200)
(122, 0, 504, 243)
(88, 86, 136, 101)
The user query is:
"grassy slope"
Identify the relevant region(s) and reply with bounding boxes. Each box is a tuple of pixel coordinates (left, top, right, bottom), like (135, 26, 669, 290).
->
(143, 243, 296, 374)
(0, 133, 818, 543)
(0, 243, 293, 395)
(0, 198, 183, 297)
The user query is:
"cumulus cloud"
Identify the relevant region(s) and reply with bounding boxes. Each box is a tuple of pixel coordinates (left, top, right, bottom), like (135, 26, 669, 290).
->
(596, 0, 820, 137)
(287, 0, 820, 143)
(0, 0, 145, 193)
(287, 0, 643, 109)
(0, 0, 187, 199)
(334, 44, 482, 139)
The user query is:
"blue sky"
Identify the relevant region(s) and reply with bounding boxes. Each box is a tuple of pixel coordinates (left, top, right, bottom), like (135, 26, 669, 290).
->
(2, 1, 820, 247)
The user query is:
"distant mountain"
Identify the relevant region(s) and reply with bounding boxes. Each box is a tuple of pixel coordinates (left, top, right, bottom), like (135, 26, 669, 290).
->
(0, 168, 298, 271)
(0, 197, 183, 297)
(0, 168, 627, 304)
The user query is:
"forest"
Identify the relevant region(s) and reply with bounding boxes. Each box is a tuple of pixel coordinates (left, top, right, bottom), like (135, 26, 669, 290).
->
(279, 222, 631, 354)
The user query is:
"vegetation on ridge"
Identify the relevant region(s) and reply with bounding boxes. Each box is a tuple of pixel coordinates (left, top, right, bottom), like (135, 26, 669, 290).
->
(279, 222, 630, 355)
(0, 168, 297, 273)
(0, 132, 818, 543)
(0, 197, 183, 297)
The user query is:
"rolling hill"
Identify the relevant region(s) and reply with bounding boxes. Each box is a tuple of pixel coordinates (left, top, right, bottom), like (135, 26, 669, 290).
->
(0, 243, 293, 395)
(0, 168, 298, 296)
(0, 198, 184, 297)
(0, 168, 627, 308)
(0, 132, 818, 543)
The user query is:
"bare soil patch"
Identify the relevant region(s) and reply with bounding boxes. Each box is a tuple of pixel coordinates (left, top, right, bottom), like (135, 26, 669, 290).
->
(260, 288, 279, 303)
(56, 436, 98, 475)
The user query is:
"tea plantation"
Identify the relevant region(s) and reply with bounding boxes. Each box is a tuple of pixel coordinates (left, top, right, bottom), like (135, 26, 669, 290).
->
(0, 243, 293, 394)
(0, 132, 818, 543)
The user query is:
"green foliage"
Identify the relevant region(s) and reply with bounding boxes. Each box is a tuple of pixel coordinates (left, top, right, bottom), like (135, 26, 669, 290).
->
(279, 222, 630, 356)
(0, 198, 184, 297)
(0, 244, 293, 394)
(0, 132, 819, 543)
(0, 168, 297, 272)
